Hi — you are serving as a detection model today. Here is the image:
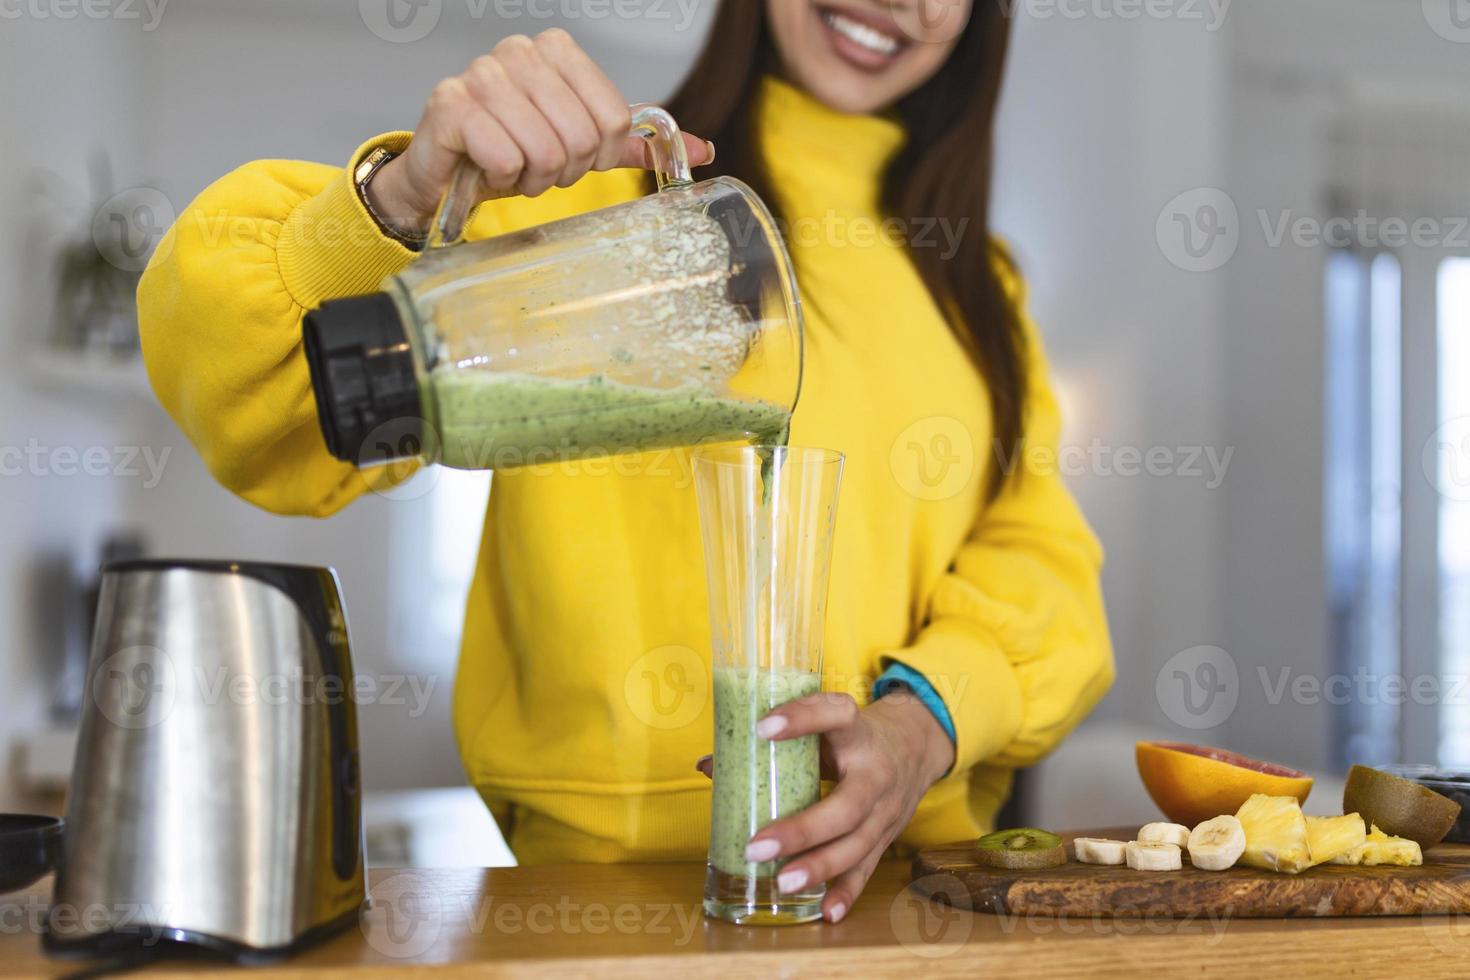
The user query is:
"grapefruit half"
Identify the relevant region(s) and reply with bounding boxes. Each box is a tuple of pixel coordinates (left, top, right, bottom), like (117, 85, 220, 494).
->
(1136, 741, 1312, 828)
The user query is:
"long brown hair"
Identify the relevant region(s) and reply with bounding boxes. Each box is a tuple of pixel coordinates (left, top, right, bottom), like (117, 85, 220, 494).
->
(657, 2, 1026, 498)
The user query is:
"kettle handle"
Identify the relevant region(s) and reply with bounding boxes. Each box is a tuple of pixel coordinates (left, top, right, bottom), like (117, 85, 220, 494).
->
(426, 104, 695, 250)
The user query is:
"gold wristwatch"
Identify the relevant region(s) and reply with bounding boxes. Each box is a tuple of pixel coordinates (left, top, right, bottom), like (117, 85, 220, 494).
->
(354, 147, 428, 250)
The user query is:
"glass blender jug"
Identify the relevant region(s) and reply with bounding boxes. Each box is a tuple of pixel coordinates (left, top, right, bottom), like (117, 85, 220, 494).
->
(304, 106, 802, 471)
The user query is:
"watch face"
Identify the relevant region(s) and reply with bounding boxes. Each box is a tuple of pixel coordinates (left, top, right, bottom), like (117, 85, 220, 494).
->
(355, 149, 391, 185)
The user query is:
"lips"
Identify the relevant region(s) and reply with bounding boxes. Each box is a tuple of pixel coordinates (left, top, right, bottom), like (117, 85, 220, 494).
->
(816, 4, 909, 71)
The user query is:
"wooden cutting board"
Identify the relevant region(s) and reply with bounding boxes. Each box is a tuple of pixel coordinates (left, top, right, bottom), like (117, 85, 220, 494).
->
(912, 828, 1470, 917)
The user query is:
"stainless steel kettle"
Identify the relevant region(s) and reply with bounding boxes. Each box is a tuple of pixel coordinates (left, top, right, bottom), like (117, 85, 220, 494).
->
(45, 559, 365, 961)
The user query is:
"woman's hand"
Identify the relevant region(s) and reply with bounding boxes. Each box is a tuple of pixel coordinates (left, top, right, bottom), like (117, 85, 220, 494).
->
(696, 690, 956, 923)
(365, 28, 715, 237)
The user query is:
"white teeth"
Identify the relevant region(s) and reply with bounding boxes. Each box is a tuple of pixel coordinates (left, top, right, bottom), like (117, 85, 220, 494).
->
(823, 11, 901, 57)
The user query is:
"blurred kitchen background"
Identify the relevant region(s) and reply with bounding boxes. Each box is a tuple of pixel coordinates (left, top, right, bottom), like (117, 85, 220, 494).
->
(2, 0, 1468, 862)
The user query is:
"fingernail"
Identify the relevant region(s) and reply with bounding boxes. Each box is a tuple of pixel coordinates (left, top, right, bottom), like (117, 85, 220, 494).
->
(756, 715, 787, 739)
(777, 868, 808, 894)
(826, 902, 847, 923)
(704, 140, 717, 163)
(744, 838, 781, 862)
(694, 754, 711, 771)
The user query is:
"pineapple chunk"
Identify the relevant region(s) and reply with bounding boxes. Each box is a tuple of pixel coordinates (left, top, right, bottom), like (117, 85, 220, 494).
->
(1331, 825, 1423, 867)
(1235, 794, 1313, 873)
(1305, 813, 1367, 867)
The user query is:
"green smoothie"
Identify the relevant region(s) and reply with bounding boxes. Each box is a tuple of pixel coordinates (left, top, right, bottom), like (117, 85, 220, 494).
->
(427, 370, 790, 470)
(708, 665, 822, 878)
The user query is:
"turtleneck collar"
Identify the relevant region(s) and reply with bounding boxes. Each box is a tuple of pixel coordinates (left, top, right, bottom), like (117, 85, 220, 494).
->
(755, 74, 907, 212)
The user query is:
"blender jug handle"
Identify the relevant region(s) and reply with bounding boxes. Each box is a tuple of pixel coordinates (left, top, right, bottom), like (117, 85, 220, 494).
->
(426, 104, 695, 250)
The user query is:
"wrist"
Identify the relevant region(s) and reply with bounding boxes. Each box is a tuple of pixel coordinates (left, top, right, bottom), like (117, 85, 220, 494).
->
(362, 155, 435, 239)
(873, 694, 955, 788)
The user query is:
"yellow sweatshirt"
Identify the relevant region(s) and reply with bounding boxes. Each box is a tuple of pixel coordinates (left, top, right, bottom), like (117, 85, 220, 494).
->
(139, 77, 1114, 863)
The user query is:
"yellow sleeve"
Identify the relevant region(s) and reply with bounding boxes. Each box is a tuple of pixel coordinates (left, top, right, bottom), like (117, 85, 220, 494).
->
(890, 270, 1116, 776)
(138, 134, 644, 517)
(138, 133, 422, 517)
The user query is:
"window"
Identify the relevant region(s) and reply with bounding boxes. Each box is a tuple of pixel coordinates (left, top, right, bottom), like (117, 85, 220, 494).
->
(1437, 258, 1470, 768)
(1324, 251, 1402, 767)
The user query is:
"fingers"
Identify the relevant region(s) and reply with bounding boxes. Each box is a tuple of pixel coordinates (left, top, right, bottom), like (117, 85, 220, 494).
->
(614, 132, 716, 171)
(694, 754, 712, 779)
(464, 47, 565, 198)
(820, 851, 884, 924)
(745, 770, 879, 860)
(542, 29, 634, 173)
(412, 29, 717, 208)
(491, 33, 601, 190)
(757, 692, 860, 741)
(771, 812, 885, 900)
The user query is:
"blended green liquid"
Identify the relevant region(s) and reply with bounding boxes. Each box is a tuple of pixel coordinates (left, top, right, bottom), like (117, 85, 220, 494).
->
(708, 666, 822, 878)
(428, 371, 790, 469)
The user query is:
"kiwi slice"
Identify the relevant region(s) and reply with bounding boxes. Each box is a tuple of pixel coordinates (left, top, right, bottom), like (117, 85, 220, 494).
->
(1344, 765, 1462, 848)
(974, 828, 1067, 870)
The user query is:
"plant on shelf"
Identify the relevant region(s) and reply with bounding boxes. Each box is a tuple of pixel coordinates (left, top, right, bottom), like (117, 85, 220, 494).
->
(50, 155, 159, 357)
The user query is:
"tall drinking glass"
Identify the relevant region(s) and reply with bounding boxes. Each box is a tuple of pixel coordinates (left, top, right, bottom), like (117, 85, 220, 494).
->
(693, 445, 844, 925)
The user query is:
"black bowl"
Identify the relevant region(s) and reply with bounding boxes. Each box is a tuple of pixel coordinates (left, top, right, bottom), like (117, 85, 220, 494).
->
(0, 815, 63, 893)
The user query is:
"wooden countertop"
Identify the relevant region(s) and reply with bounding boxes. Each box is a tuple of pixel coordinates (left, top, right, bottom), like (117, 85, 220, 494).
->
(3, 862, 1469, 978)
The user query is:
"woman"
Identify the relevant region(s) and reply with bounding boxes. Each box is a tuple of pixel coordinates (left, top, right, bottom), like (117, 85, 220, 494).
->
(139, 0, 1114, 921)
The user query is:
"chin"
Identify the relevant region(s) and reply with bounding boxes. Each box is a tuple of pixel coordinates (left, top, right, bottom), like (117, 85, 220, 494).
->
(787, 62, 908, 115)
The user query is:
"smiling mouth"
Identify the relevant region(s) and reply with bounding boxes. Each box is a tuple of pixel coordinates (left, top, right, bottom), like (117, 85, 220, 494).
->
(817, 5, 909, 68)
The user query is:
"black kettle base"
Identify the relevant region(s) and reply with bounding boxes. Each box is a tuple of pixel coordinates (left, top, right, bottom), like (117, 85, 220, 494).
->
(42, 906, 361, 968)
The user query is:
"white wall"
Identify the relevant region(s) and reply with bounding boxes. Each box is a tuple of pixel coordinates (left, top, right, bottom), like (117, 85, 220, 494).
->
(994, 6, 1230, 741)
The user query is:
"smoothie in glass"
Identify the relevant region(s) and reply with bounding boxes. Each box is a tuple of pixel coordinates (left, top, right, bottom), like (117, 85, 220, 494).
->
(707, 665, 822, 878)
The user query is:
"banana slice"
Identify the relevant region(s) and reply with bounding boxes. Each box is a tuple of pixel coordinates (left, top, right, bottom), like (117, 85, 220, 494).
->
(1125, 840, 1183, 871)
(1073, 838, 1128, 865)
(1137, 822, 1191, 848)
(1187, 815, 1246, 871)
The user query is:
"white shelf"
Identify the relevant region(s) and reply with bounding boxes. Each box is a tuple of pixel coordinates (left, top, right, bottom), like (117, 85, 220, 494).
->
(26, 347, 154, 401)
